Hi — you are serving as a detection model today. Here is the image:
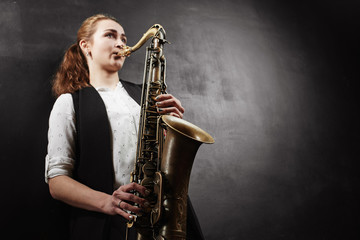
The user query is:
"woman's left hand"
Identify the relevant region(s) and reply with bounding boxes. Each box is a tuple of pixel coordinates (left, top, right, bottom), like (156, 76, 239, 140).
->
(155, 94, 185, 119)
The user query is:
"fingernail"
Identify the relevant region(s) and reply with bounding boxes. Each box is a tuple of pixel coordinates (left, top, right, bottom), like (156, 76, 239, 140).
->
(158, 108, 163, 112)
(155, 96, 160, 100)
(129, 215, 133, 219)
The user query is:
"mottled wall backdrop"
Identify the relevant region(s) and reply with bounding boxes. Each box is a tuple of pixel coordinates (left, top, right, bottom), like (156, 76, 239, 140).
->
(1, 0, 359, 239)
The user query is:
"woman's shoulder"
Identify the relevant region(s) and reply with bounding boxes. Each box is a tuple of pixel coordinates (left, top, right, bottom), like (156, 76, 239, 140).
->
(52, 93, 74, 114)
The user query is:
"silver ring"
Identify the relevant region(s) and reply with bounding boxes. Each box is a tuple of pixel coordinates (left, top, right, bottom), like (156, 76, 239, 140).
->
(118, 200, 122, 208)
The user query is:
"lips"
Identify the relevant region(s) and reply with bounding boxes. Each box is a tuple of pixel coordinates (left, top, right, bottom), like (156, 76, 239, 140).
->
(112, 52, 123, 59)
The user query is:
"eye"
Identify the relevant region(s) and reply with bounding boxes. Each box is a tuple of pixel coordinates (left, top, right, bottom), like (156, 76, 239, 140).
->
(122, 37, 127, 44)
(105, 33, 115, 39)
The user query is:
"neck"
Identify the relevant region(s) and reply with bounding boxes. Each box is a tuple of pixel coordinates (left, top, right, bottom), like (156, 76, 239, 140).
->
(89, 66, 120, 90)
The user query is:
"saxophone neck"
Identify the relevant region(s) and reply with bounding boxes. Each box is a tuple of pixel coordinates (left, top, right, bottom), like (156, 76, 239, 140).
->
(118, 24, 167, 57)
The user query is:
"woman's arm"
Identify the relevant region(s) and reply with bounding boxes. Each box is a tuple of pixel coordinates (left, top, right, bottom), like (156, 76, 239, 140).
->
(49, 175, 149, 220)
(49, 175, 109, 213)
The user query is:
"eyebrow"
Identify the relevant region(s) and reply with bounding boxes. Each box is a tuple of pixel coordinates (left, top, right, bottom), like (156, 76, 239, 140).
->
(104, 29, 127, 38)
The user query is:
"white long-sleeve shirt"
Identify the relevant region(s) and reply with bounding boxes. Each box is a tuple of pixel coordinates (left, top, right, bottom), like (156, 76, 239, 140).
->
(45, 81, 140, 189)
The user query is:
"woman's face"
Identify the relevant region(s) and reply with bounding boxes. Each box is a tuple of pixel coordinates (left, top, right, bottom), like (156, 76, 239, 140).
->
(87, 19, 127, 72)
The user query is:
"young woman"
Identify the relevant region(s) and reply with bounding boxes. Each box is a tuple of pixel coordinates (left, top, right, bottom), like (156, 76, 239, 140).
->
(45, 14, 200, 240)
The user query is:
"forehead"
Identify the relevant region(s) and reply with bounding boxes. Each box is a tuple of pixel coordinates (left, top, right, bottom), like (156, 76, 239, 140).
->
(94, 19, 125, 34)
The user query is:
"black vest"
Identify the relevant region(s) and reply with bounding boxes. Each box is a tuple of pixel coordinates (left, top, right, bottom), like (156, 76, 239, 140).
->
(51, 80, 204, 240)
(71, 80, 142, 195)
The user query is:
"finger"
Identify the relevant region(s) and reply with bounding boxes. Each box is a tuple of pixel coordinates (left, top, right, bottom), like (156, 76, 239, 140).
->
(114, 207, 136, 221)
(156, 96, 185, 114)
(118, 200, 143, 214)
(159, 107, 183, 118)
(115, 191, 148, 206)
(112, 196, 143, 214)
(169, 112, 181, 119)
(157, 100, 185, 114)
(155, 94, 173, 101)
(119, 182, 147, 195)
(158, 107, 183, 119)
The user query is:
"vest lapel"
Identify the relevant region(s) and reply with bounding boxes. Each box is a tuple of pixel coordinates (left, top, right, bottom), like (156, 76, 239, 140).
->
(73, 86, 114, 194)
(120, 79, 142, 105)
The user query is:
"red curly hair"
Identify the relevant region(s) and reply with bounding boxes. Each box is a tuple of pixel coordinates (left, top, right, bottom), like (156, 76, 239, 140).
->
(52, 14, 120, 97)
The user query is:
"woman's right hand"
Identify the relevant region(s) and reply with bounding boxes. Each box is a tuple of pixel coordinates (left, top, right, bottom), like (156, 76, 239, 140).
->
(103, 182, 150, 220)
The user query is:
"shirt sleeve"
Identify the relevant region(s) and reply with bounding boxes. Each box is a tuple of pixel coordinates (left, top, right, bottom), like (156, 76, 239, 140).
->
(45, 93, 76, 183)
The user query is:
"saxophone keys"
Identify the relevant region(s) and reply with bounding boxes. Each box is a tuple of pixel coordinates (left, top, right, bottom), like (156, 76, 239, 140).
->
(127, 220, 134, 228)
(142, 162, 156, 176)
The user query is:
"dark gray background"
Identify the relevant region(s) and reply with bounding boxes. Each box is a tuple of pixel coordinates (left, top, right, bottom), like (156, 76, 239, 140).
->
(0, 0, 359, 239)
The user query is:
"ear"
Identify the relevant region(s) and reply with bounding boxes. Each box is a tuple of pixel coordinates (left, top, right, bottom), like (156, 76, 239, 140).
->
(79, 39, 90, 55)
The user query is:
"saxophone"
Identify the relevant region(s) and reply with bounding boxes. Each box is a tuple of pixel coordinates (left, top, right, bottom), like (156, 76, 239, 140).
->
(118, 24, 214, 240)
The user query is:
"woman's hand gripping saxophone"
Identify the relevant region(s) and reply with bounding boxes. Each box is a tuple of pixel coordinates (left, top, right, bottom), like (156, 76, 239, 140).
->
(155, 94, 185, 119)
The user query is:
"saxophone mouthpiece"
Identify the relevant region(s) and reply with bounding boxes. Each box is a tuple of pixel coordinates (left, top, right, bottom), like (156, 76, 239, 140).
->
(117, 46, 132, 57)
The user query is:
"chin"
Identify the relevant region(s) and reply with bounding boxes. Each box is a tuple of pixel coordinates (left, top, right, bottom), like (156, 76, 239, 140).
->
(114, 60, 125, 70)
(107, 63, 123, 72)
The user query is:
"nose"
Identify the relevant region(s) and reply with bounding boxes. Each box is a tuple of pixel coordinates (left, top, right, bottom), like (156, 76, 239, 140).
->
(115, 40, 125, 49)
